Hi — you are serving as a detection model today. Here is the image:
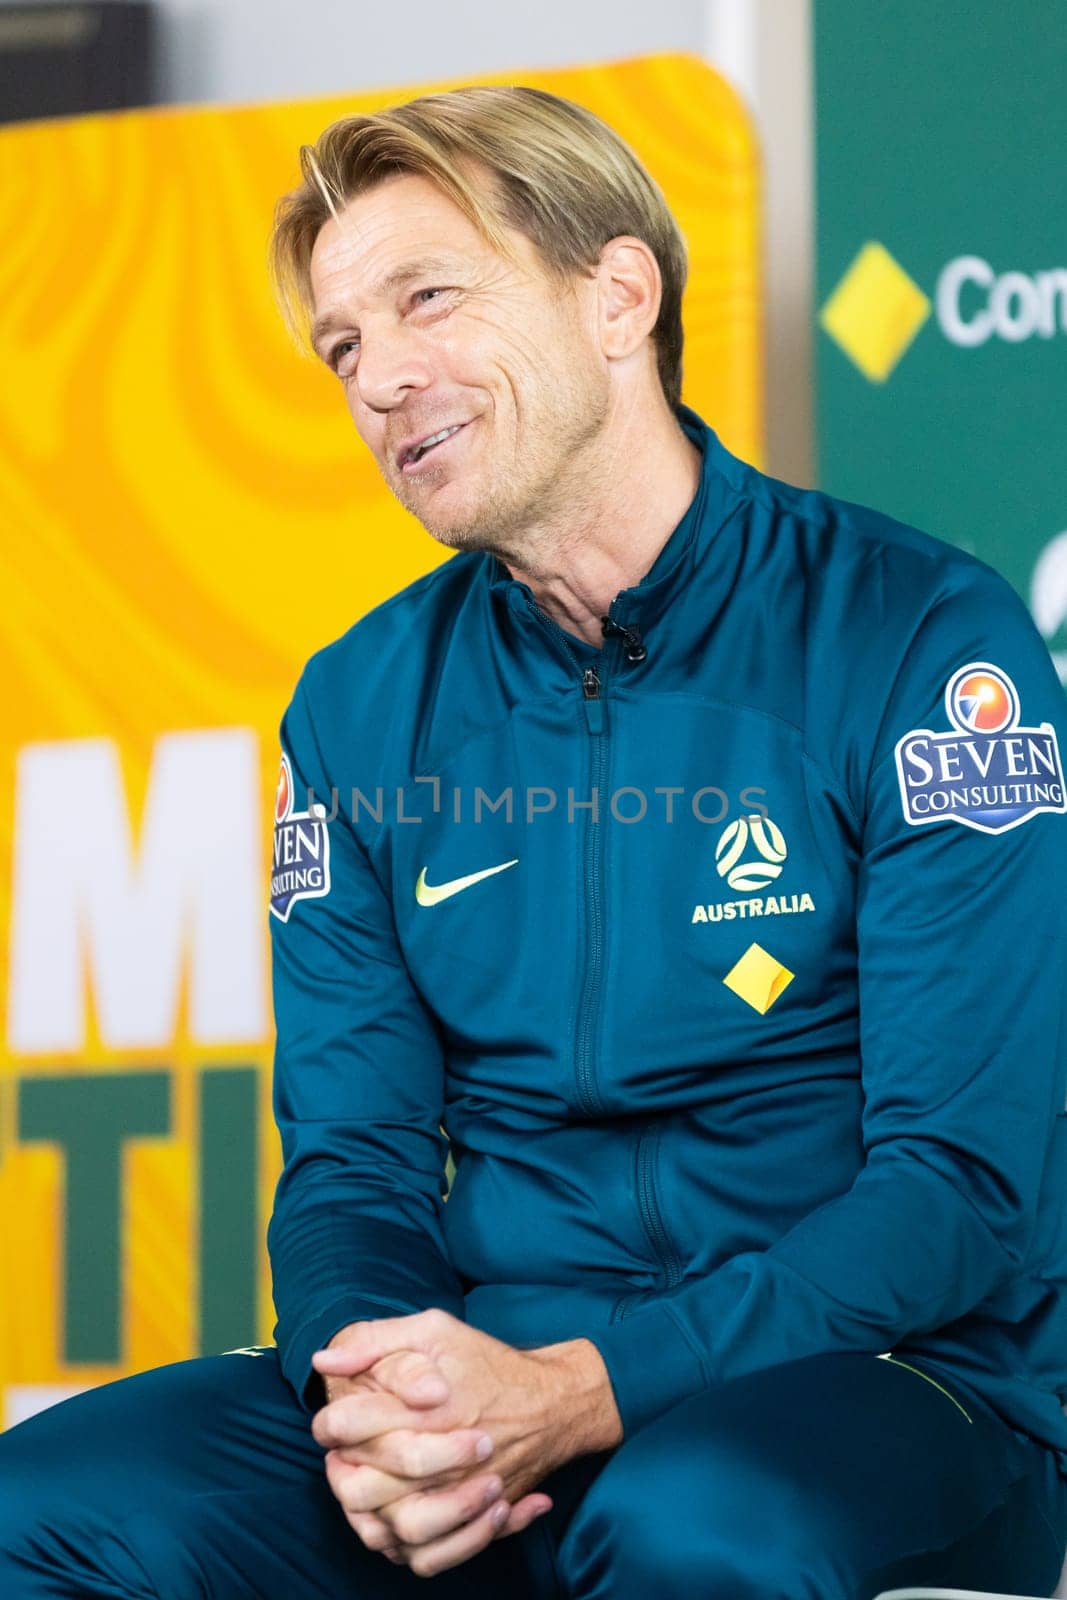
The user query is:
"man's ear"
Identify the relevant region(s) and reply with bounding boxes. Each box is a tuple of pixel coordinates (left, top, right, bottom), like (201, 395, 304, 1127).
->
(595, 235, 662, 362)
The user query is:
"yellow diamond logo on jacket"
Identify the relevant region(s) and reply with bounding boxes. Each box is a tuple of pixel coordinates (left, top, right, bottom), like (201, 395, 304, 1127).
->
(820, 242, 931, 382)
(822, 241, 1067, 383)
(723, 943, 795, 1014)
(691, 814, 815, 924)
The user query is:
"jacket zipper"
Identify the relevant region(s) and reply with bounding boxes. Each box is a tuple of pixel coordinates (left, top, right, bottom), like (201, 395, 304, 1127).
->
(613, 1118, 686, 1320)
(576, 662, 607, 1112)
(522, 594, 678, 1304)
(524, 595, 612, 1115)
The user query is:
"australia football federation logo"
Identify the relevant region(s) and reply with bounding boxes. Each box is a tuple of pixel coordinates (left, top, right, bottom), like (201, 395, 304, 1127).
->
(270, 751, 332, 921)
(895, 661, 1066, 834)
(715, 814, 788, 892)
(692, 813, 816, 925)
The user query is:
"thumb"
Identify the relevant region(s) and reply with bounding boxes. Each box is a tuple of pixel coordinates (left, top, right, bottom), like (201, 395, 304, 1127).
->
(371, 1350, 451, 1406)
(312, 1344, 377, 1375)
(313, 1345, 451, 1406)
(311, 1312, 435, 1379)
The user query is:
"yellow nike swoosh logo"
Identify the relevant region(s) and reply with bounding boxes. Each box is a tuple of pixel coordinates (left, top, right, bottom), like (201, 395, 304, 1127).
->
(414, 859, 519, 907)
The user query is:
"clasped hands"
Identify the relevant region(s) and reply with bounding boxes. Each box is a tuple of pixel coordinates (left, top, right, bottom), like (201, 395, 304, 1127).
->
(310, 1307, 622, 1578)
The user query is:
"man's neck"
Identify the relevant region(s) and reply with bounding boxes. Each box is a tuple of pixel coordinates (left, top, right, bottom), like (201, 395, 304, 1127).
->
(497, 402, 702, 650)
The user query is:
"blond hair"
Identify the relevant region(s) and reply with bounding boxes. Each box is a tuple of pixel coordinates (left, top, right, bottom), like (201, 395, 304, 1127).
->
(269, 84, 688, 409)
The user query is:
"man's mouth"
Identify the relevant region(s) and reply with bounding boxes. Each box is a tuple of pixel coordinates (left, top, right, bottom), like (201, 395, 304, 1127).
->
(399, 421, 471, 473)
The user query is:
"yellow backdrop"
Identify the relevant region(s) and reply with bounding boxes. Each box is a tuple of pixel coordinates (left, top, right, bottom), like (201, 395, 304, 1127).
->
(0, 52, 761, 1427)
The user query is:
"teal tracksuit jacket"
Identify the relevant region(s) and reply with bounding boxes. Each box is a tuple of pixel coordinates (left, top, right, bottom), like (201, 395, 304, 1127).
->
(267, 402, 1067, 1472)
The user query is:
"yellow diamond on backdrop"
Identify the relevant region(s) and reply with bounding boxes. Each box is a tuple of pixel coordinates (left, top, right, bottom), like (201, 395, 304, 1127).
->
(723, 943, 794, 1014)
(820, 241, 931, 382)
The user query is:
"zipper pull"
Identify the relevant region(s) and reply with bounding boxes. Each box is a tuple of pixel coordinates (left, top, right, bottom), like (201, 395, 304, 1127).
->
(582, 665, 604, 734)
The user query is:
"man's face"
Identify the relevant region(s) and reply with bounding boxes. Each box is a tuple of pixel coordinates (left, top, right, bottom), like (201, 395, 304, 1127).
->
(307, 171, 612, 553)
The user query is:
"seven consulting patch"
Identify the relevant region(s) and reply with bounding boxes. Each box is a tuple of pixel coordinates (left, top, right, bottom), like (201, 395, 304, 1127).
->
(270, 752, 331, 921)
(894, 661, 1066, 834)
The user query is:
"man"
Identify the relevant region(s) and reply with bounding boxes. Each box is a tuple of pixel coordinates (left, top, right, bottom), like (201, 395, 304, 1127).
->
(2, 83, 1067, 1600)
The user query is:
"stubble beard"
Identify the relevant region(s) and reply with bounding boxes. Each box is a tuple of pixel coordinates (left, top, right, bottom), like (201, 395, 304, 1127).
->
(397, 364, 613, 564)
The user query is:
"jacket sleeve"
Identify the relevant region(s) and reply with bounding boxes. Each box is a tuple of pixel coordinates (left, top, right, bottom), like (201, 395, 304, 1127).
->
(267, 665, 466, 1415)
(586, 569, 1067, 1440)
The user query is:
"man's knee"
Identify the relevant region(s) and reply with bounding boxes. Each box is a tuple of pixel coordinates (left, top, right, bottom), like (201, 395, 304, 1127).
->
(0, 1421, 142, 1594)
(0, 1403, 68, 1533)
(560, 1469, 844, 1600)
(0, 1416, 209, 1598)
(0, 1429, 47, 1574)
(0, 1374, 200, 1595)
(555, 1414, 847, 1600)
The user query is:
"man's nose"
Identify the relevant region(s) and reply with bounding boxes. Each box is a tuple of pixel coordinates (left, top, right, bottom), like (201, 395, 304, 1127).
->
(354, 316, 434, 412)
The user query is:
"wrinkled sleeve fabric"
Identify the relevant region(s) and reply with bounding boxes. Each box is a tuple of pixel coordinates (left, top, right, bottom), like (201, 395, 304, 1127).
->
(587, 567, 1067, 1440)
(267, 665, 465, 1415)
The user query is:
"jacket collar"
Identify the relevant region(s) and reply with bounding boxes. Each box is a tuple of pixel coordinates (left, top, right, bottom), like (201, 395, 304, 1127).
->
(483, 402, 735, 642)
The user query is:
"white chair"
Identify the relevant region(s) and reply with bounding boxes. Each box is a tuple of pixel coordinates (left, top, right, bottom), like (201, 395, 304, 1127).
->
(875, 1589, 1060, 1599)
(868, 1541, 1067, 1599)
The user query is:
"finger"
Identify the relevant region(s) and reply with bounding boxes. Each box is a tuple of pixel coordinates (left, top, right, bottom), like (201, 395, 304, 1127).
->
(322, 1359, 448, 1412)
(315, 1346, 448, 1407)
(311, 1309, 446, 1378)
(382, 1472, 505, 1549)
(397, 1498, 513, 1578)
(345, 1485, 506, 1571)
(312, 1345, 379, 1378)
(312, 1388, 437, 1451)
(325, 1446, 479, 1516)
(382, 1494, 553, 1574)
(334, 1427, 493, 1482)
(365, 1350, 450, 1408)
(489, 1492, 554, 1541)
(325, 1451, 407, 1515)
(346, 1509, 398, 1553)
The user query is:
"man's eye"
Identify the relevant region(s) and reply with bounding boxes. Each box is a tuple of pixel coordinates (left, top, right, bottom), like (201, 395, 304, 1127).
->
(331, 340, 359, 372)
(414, 287, 449, 306)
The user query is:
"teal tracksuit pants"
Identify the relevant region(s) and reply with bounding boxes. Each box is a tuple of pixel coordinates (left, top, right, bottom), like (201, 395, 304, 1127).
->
(1, 1345, 1065, 1598)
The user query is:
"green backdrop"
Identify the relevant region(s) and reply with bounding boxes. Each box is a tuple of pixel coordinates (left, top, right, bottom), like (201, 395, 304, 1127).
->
(814, 0, 1067, 684)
